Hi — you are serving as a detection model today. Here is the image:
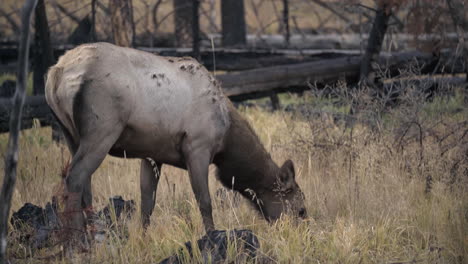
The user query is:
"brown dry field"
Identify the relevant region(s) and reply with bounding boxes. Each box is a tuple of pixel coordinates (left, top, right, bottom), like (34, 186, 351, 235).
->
(0, 1, 467, 263)
(0, 88, 467, 263)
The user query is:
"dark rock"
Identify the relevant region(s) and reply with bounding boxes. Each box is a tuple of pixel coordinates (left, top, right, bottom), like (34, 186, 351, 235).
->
(159, 229, 260, 264)
(96, 196, 136, 226)
(10, 200, 61, 249)
(11, 203, 45, 229)
(10, 196, 135, 248)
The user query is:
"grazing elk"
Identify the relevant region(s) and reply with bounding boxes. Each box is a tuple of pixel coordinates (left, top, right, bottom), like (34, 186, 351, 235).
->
(45, 42, 306, 237)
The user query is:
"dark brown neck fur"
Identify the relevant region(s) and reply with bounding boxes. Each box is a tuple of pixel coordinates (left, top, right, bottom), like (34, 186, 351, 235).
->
(213, 104, 279, 196)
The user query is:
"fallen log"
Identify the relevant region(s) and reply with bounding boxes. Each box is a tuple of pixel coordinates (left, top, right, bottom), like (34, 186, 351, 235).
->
(219, 55, 361, 97)
(218, 51, 444, 99)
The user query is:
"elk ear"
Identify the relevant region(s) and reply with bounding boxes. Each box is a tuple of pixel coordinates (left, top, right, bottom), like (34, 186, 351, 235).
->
(279, 159, 295, 186)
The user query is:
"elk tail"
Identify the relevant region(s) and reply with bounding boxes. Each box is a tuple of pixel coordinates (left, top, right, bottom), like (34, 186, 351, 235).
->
(45, 66, 63, 106)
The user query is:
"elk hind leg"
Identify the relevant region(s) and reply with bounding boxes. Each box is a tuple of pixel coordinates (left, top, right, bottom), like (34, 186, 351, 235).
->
(63, 127, 123, 239)
(64, 113, 124, 242)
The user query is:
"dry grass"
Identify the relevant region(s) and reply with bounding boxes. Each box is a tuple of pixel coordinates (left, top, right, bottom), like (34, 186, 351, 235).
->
(1, 86, 467, 263)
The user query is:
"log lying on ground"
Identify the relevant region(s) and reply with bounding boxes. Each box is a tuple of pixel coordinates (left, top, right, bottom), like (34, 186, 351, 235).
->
(218, 50, 466, 100)
(219, 55, 360, 98)
(0, 95, 52, 133)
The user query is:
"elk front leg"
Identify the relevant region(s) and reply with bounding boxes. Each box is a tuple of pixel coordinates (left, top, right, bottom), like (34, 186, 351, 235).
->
(183, 143, 214, 232)
(140, 158, 161, 228)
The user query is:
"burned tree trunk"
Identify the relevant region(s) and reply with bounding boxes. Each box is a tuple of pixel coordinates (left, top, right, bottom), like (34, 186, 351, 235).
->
(33, 0, 54, 95)
(283, 0, 290, 46)
(359, 1, 393, 88)
(109, 0, 135, 47)
(221, 0, 247, 47)
(91, 0, 96, 41)
(0, 1, 37, 263)
(446, 0, 468, 82)
(192, 0, 200, 60)
(173, 0, 194, 47)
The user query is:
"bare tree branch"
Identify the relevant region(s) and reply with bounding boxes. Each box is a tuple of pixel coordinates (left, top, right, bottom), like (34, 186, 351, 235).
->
(152, 0, 165, 33)
(96, 0, 110, 15)
(199, 3, 220, 33)
(51, 0, 81, 23)
(0, 0, 38, 263)
(309, 0, 353, 24)
(0, 8, 20, 33)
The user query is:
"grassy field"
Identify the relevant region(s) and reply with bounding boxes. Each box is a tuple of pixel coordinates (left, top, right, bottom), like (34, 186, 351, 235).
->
(1, 87, 467, 263)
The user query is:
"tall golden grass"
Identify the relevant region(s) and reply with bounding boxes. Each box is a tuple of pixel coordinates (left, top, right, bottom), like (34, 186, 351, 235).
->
(1, 86, 467, 263)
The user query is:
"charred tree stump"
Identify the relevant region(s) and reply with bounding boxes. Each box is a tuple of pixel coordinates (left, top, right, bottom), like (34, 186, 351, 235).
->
(359, 2, 393, 89)
(33, 0, 54, 95)
(109, 0, 135, 47)
(174, 0, 194, 47)
(0, 1, 37, 263)
(221, 0, 247, 47)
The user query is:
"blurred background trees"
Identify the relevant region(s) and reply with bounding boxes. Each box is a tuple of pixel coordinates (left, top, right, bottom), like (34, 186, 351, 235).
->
(0, 0, 463, 50)
(0, 0, 466, 102)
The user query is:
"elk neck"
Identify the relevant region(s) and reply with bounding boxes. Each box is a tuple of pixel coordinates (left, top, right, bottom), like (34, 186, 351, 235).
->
(213, 104, 279, 197)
